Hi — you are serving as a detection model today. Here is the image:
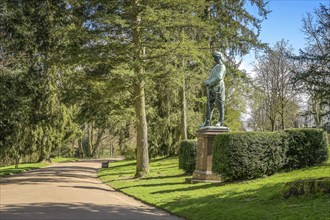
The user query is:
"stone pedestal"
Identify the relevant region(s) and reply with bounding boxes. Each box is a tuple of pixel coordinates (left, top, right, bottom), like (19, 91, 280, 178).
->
(191, 126, 229, 182)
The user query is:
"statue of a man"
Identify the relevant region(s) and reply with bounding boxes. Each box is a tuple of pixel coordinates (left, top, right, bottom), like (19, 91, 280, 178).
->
(202, 51, 226, 127)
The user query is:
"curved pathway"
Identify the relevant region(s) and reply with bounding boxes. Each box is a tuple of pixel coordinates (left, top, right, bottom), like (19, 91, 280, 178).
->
(0, 161, 182, 220)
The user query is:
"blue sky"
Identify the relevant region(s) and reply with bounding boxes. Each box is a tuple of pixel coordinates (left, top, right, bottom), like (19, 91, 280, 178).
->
(241, 0, 329, 72)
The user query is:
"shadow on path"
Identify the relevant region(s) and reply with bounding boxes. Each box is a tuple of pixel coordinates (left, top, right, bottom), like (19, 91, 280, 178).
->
(1, 202, 178, 220)
(0, 161, 182, 220)
(0, 166, 98, 185)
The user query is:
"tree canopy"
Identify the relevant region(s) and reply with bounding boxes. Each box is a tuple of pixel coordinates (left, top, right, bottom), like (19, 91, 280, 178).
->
(1, 0, 270, 174)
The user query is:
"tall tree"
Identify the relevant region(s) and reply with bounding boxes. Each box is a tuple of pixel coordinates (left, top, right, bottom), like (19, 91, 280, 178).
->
(66, 0, 270, 174)
(292, 4, 330, 127)
(0, 0, 80, 163)
(252, 40, 299, 131)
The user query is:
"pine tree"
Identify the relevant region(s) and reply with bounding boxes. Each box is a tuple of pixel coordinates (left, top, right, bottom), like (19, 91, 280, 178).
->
(0, 0, 80, 163)
(65, 0, 269, 175)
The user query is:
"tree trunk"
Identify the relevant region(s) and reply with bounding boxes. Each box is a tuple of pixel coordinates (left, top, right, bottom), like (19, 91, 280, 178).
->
(134, 81, 149, 178)
(110, 143, 113, 158)
(87, 123, 94, 158)
(132, 0, 149, 178)
(181, 76, 188, 140)
(280, 103, 285, 130)
(78, 138, 84, 158)
(38, 132, 46, 162)
(91, 128, 105, 158)
(270, 119, 276, 131)
(15, 153, 19, 169)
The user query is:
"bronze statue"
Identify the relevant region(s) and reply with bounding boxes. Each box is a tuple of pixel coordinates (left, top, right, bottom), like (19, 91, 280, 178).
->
(201, 51, 226, 127)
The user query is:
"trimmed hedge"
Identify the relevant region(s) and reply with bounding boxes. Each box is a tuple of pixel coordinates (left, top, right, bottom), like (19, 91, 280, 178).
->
(212, 129, 329, 181)
(178, 140, 197, 174)
(212, 132, 287, 181)
(283, 129, 329, 170)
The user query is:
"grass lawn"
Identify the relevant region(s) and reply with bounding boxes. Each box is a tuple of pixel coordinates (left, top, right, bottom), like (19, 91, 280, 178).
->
(0, 157, 78, 177)
(98, 149, 330, 220)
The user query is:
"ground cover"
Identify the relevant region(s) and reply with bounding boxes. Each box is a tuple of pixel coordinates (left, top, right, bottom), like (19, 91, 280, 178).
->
(0, 157, 78, 177)
(98, 147, 330, 220)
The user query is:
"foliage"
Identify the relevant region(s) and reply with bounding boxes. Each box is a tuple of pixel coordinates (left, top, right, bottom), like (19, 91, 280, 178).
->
(283, 128, 329, 170)
(212, 129, 329, 181)
(224, 67, 251, 130)
(292, 4, 330, 100)
(0, 0, 81, 165)
(212, 132, 287, 181)
(250, 40, 300, 131)
(98, 148, 330, 220)
(0, 0, 270, 171)
(291, 4, 330, 128)
(178, 140, 197, 174)
(0, 65, 31, 167)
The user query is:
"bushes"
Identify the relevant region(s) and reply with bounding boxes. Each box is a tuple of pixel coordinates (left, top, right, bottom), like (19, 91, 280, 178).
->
(284, 129, 329, 170)
(212, 129, 329, 181)
(178, 140, 196, 174)
(212, 132, 287, 181)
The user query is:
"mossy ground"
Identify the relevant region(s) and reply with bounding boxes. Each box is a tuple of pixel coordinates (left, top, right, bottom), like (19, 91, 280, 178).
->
(98, 148, 330, 220)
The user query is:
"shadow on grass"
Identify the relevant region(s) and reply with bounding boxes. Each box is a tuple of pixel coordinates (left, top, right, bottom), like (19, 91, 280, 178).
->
(150, 157, 174, 163)
(151, 183, 219, 194)
(142, 174, 187, 180)
(107, 161, 137, 169)
(117, 182, 187, 190)
(0, 202, 181, 220)
(98, 171, 135, 178)
(160, 183, 330, 220)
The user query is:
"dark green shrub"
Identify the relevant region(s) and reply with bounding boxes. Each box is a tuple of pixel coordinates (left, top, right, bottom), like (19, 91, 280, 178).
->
(212, 132, 287, 181)
(283, 128, 329, 170)
(178, 140, 197, 174)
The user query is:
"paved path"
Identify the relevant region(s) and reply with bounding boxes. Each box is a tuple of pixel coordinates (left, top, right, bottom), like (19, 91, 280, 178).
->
(0, 161, 182, 220)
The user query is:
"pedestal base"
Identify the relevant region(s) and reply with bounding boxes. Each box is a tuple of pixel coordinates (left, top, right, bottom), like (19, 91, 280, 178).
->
(191, 126, 229, 183)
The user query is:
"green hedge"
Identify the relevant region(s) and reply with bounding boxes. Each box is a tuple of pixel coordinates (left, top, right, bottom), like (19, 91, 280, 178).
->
(178, 140, 197, 174)
(212, 129, 329, 181)
(212, 132, 287, 181)
(283, 129, 329, 170)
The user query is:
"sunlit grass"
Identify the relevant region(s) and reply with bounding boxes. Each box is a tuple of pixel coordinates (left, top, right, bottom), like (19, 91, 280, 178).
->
(99, 147, 330, 220)
(0, 157, 78, 177)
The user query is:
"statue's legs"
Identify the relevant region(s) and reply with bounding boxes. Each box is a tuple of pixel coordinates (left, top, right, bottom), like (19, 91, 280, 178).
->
(216, 100, 224, 126)
(207, 102, 215, 125)
(203, 91, 215, 126)
(203, 102, 214, 126)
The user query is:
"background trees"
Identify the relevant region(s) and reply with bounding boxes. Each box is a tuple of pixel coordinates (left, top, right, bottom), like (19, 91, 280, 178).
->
(248, 4, 329, 132)
(0, 0, 80, 166)
(250, 40, 299, 131)
(292, 5, 329, 128)
(1, 0, 271, 174)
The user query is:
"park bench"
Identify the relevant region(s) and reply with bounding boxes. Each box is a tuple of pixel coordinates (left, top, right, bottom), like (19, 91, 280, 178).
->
(102, 160, 110, 168)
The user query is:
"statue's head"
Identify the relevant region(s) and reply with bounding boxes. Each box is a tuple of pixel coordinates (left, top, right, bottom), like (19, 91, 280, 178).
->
(213, 51, 223, 63)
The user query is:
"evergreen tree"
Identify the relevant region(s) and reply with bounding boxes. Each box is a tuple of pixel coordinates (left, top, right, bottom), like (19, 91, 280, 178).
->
(59, 0, 270, 175)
